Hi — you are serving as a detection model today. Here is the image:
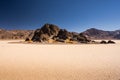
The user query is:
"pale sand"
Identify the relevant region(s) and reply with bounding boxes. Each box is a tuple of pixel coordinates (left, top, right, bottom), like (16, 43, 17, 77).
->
(0, 40, 120, 80)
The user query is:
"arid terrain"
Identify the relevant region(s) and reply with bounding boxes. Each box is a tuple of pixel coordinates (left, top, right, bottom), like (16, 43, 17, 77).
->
(0, 40, 120, 80)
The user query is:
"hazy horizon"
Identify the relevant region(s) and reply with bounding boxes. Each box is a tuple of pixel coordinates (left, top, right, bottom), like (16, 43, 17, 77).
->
(0, 0, 120, 32)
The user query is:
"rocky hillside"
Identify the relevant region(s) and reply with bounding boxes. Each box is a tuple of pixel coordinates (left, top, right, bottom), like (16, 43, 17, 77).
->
(82, 28, 120, 39)
(1, 25, 119, 41)
(0, 29, 34, 39)
(32, 24, 90, 43)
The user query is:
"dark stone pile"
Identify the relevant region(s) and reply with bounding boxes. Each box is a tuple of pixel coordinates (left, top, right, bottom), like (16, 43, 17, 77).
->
(31, 23, 90, 43)
(100, 40, 115, 44)
(108, 40, 115, 44)
(100, 40, 107, 44)
(32, 24, 60, 42)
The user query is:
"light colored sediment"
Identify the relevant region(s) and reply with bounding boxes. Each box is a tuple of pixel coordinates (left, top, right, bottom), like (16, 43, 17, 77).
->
(0, 40, 120, 80)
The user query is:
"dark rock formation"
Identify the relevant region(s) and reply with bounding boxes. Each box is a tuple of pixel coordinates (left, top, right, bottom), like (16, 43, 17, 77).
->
(32, 24, 60, 42)
(78, 33, 90, 42)
(70, 33, 90, 43)
(100, 40, 115, 44)
(100, 40, 107, 44)
(108, 40, 115, 44)
(40, 24, 60, 36)
(25, 38, 30, 41)
(57, 29, 73, 40)
(32, 23, 90, 43)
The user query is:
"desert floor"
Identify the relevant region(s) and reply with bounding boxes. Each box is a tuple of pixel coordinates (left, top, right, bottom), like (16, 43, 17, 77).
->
(0, 40, 120, 80)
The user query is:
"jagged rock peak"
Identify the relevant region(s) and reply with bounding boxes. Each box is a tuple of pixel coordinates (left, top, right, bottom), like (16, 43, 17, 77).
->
(40, 23, 60, 36)
(32, 23, 60, 42)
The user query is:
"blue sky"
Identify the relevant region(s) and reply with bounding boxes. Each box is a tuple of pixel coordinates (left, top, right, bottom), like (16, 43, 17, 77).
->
(0, 0, 120, 32)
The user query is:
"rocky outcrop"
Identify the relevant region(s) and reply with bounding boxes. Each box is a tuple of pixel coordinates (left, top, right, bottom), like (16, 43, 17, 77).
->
(57, 29, 73, 40)
(100, 40, 115, 44)
(25, 38, 30, 41)
(32, 23, 90, 43)
(32, 24, 60, 42)
(108, 40, 115, 44)
(100, 40, 107, 44)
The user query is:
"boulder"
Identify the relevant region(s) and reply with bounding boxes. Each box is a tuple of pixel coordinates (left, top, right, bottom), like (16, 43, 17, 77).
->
(25, 38, 30, 41)
(100, 40, 107, 44)
(108, 40, 115, 44)
(32, 24, 60, 42)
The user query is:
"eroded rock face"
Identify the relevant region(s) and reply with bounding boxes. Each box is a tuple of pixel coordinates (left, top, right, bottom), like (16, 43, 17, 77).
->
(32, 24, 60, 42)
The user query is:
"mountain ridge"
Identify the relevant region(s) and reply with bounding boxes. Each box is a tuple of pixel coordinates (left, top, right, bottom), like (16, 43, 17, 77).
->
(82, 28, 120, 39)
(0, 25, 120, 40)
(0, 29, 34, 39)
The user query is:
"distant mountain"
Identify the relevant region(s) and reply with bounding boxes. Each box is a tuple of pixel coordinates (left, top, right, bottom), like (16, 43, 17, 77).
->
(82, 28, 120, 39)
(0, 29, 34, 39)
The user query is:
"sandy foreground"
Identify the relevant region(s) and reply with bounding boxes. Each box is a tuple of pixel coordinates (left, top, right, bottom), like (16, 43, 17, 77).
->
(0, 40, 120, 80)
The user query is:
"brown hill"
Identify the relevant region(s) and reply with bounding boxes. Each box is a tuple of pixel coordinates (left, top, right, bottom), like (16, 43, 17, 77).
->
(1, 25, 119, 41)
(0, 29, 34, 39)
(82, 28, 120, 39)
